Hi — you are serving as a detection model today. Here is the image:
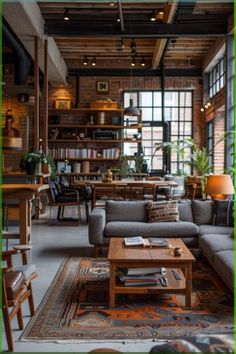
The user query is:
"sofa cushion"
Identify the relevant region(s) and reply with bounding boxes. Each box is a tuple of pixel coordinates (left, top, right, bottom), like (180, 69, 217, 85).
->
(106, 200, 148, 222)
(199, 224, 233, 237)
(178, 201, 193, 222)
(213, 200, 234, 227)
(192, 200, 213, 225)
(199, 234, 234, 263)
(146, 200, 179, 223)
(213, 250, 234, 292)
(104, 221, 199, 238)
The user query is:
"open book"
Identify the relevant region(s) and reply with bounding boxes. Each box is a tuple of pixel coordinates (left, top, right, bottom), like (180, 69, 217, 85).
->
(124, 237, 170, 248)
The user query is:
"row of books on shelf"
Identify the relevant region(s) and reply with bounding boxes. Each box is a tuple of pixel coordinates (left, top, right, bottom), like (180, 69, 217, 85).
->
(48, 147, 120, 159)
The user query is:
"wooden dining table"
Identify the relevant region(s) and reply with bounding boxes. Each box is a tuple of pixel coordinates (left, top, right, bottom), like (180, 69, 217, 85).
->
(72, 179, 178, 208)
(2, 184, 49, 245)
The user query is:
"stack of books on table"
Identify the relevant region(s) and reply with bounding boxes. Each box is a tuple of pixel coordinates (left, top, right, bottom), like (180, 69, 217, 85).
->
(119, 267, 166, 287)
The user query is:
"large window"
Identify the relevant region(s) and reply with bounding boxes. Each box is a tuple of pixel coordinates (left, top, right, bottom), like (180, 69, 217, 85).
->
(208, 57, 225, 98)
(206, 121, 213, 169)
(123, 90, 193, 174)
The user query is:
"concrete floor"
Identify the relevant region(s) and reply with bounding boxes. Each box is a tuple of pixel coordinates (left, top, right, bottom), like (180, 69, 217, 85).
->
(3, 207, 157, 353)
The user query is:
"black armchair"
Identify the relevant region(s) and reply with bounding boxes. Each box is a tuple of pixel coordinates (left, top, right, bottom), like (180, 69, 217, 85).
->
(46, 181, 82, 223)
(59, 177, 92, 223)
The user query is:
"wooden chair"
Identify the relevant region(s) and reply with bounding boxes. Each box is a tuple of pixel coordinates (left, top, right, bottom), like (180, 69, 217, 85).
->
(46, 181, 81, 223)
(184, 182, 197, 200)
(92, 184, 117, 208)
(147, 176, 170, 200)
(2, 246, 37, 352)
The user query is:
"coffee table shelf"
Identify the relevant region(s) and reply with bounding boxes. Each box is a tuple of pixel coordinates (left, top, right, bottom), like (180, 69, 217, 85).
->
(108, 238, 196, 308)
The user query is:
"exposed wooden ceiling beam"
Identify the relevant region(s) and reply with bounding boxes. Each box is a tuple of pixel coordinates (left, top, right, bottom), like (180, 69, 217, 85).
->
(45, 22, 228, 37)
(69, 68, 202, 77)
(152, 2, 178, 69)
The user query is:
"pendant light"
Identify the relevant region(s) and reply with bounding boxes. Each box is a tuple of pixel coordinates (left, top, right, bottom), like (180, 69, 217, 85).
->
(124, 54, 141, 117)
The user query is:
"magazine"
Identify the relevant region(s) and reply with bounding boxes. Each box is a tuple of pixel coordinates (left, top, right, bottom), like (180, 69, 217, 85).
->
(124, 237, 170, 248)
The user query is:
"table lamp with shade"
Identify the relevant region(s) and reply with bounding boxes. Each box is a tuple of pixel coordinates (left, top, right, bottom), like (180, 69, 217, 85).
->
(205, 174, 235, 200)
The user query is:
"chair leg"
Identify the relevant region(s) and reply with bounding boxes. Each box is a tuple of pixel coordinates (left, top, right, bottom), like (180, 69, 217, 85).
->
(77, 205, 81, 224)
(27, 283, 35, 316)
(16, 305, 24, 330)
(2, 283, 14, 352)
(85, 201, 90, 223)
(57, 206, 62, 221)
(49, 206, 52, 220)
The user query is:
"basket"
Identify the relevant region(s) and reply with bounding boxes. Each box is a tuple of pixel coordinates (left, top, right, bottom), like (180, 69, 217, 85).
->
(90, 101, 118, 109)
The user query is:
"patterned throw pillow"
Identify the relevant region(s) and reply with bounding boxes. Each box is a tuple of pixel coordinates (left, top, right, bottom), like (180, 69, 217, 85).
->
(213, 200, 234, 227)
(146, 200, 179, 223)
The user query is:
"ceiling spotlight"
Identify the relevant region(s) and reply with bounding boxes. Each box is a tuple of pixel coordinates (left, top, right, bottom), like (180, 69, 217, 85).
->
(109, 2, 115, 6)
(207, 102, 211, 107)
(141, 57, 146, 67)
(83, 57, 88, 66)
(116, 15, 121, 22)
(63, 9, 70, 21)
(131, 57, 136, 67)
(158, 11, 164, 19)
(204, 104, 208, 109)
(92, 57, 96, 66)
(150, 12, 156, 22)
(200, 108, 204, 112)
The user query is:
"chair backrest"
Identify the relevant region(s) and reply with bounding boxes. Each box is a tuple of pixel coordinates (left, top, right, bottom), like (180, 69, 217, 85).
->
(184, 182, 197, 200)
(93, 184, 117, 207)
(47, 181, 61, 204)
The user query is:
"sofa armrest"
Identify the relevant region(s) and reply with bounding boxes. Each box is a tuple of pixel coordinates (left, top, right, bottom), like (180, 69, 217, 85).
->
(89, 208, 106, 246)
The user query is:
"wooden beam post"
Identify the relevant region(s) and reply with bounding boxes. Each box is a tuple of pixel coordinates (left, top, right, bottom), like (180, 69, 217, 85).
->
(43, 37, 48, 155)
(34, 36, 39, 150)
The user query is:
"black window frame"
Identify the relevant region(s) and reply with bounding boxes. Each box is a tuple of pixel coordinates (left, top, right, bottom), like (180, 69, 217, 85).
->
(123, 90, 193, 175)
(208, 57, 226, 98)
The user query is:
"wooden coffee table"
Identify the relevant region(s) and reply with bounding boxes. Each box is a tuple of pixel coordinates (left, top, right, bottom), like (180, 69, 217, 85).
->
(108, 238, 196, 308)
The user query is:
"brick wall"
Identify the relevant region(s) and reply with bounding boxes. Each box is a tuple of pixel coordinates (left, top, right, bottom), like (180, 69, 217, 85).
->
(2, 97, 32, 171)
(205, 88, 225, 173)
(49, 75, 204, 146)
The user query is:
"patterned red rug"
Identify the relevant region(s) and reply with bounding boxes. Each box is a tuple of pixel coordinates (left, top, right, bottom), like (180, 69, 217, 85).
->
(21, 257, 233, 342)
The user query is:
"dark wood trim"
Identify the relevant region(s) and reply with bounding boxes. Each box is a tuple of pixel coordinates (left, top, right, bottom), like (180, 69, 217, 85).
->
(43, 38, 48, 155)
(45, 22, 227, 37)
(34, 36, 39, 150)
(69, 68, 202, 77)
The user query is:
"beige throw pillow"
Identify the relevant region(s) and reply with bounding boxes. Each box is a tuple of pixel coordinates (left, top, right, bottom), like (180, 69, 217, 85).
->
(146, 200, 179, 223)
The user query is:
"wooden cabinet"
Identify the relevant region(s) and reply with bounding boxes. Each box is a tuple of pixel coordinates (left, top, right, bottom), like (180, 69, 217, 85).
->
(48, 108, 142, 174)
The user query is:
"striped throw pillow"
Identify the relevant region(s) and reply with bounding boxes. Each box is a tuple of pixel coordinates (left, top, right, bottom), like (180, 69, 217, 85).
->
(146, 200, 179, 223)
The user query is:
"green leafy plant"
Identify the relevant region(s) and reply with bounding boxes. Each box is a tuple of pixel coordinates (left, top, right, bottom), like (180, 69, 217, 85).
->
(21, 150, 56, 178)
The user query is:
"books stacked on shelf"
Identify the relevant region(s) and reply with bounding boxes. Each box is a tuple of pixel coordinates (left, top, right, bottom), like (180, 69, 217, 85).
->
(124, 237, 171, 248)
(118, 267, 166, 287)
(102, 147, 120, 159)
(49, 147, 120, 160)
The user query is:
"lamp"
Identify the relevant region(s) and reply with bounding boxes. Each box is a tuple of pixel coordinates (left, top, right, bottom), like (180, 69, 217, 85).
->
(83, 56, 88, 66)
(141, 57, 146, 67)
(91, 57, 96, 66)
(205, 174, 235, 200)
(124, 56, 141, 117)
(63, 9, 70, 21)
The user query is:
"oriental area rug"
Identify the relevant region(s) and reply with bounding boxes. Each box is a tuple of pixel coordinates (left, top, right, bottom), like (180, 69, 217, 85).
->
(21, 257, 233, 342)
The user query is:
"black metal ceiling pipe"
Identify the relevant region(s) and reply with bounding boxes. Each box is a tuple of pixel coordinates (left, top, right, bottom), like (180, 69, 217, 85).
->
(3, 19, 32, 85)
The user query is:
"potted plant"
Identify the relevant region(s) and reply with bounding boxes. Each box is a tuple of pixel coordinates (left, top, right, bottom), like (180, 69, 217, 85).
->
(20, 150, 56, 178)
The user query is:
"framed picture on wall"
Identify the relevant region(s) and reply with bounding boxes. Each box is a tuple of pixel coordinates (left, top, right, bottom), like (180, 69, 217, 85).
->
(97, 81, 109, 93)
(55, 99, 71, 109)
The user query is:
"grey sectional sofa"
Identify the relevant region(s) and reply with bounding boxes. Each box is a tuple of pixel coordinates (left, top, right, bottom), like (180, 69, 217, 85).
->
(88, 199, 234, 291)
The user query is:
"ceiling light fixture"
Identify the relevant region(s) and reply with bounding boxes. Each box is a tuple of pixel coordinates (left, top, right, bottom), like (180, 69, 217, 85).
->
(63, 9, 70, 21)
(83, 56, 88, 66)
(131, 57, 136, 67)
(92, 57, 96, 66)
(124, 58, 141, 117)
(116, 15, 121, 22)
(109, 2, 115, 6)
(141, 57, 146, 67)
(150, 12, 156, 22)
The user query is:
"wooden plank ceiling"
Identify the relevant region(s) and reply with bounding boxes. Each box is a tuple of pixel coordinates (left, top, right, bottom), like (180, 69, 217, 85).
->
(38, 1, 233, 71)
